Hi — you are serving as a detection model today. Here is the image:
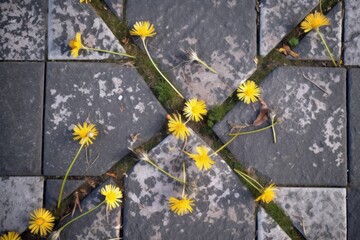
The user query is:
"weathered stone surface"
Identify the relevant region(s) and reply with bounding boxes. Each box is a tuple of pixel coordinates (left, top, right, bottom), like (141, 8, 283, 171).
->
(123, 129, 255, 239)
(0, 177, 44, 233)
(0, 0, 45, 60)
(104, 0, 122, 19)
(348, 188, 360, 240)
(259, 0, 319, 56)
(43, 62, 167, 176)
(126, 0, 257, 106)
(293, 3, 342, 61)
(275, 187, 346, 240)
(257, 207, 290, 240)
(344, 0, 360, 65)
(213, 67, 347, 186)
(53, 180, 121, 240)
(45, 179, 84, 209)
(349, 68, 360, 186)
(0, 63, 44, 175)
(48, 0, 126, 60)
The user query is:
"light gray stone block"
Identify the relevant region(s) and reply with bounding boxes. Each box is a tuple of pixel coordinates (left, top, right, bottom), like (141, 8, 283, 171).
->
(104, 0, 122, 19)
(257, 207, 290, 240)
(344, 0, 360, 65)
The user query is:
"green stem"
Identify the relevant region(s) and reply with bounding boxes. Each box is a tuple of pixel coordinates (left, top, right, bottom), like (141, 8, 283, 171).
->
(320, 0, 322, 13)
(141, 39, 184, 98)
(271, 117, 277, 144)
(181, 161, 186, 198)
(57, 143, 85, 209)
(145, 159, 186, 184)
(315, 29, 337, 67)
(234, 169, 263, 192)
(84, 47, 136, 59)
(196, 58, 217, 74)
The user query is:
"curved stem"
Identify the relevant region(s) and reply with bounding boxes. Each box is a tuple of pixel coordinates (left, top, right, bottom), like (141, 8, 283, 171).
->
(271, 117, 277, 144)
(141, 39, 184, 98)
(196, 58, 217, 74)
(315, 29, 337, 67)
(234, 169, 263, 192)
(181, 161, 186, 198)
(57, 143, 85, 209)
(145, 159, 186, 184)
(84, 47, 136, 59)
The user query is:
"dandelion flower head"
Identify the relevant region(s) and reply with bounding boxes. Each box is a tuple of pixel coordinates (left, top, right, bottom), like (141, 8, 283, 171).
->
(101, 184, 123, 211)
(167, 113, 190, 141)
(168, 195, 195, 216)
(301, 12, 330, 33)
(183, 98, 207, 122)
(69, 32, 85, 58)
(0, 232, 21, 240)
(73, 122, 98, 146)
(237, 80, 261, 104)
(130, 21, 156, 40)
(255, 184, 277, 204)
(187, 145, 215, 171)
(28, 208, 55, 236)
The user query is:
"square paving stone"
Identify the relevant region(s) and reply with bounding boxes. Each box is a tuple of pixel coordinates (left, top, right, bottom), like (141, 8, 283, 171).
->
(123, 129, 255, 240)
(275, 187, 346, 240)
(293, 3, 342, 61)
(51, 180, 121, 239)
(347, 188, 360, 240)
(213, 67, 347, 186)
(0, 0, 45, 60)
(45, 179, 84, 209)
(126, 0, 257, 106)
(43, 62, 167, 176)
(0, 177, 44, 233)
(257, 207, 290, 240)
(344, 0, 360, 65)
(349, 68, 360, 187)
(259, 0, 319, 56)
(48, 0, 127, 60)
(0, 63, 44, 175)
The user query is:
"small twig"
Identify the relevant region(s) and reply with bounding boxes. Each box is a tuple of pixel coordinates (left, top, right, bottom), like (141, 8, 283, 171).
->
(302, 73, 330, 95)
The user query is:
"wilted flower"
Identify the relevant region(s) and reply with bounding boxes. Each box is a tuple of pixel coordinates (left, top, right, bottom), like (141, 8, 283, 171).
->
(255, 184, 277, 204)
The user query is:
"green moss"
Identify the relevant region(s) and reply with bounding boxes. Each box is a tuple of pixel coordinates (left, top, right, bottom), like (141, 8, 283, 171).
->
(207, 101, 235, 128)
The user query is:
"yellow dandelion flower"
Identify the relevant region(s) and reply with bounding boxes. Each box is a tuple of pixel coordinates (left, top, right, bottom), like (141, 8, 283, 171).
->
(79, 0, 89, 3)
(130, 21, 156, 40)
(168, 195, 195, 216)
(28, 208, 55, 237)
(255, 184, 277, 204)
(101, 184, 123, 211)
(187, 145, 215, 171)
(0, 232, 21, 240)
(69, 32, 85, 58)
(167, 114, 190, 141)
(183, 98, 208, 122)
(73, 122, 98, 146)
(237, 80, 261, 104)
(301, 12, 330, 33)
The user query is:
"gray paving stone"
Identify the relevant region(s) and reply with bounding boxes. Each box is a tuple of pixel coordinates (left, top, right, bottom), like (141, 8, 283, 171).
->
(257, 207, 290, 240)
(48, 0, 126, 60)
(348, 188, 360, 240)
(349, 68, 360, 186)
(0, 177, 44, 233)
(275, 187, 346, 240)
(213, 67, 347, 186)
(344, 0, 360, 65)
(53, 180, 121, 240)
(126, 0, 257, 106)
(104, 0, 122, 20)
(43, 62, 167, 176)
(0, 63, 44, 175)
(0, 0, 45, 60)
(123, 129, 255, 240)
(259, 0, 319, 56)
(293, 3, 342, 61)
(45, 179, 84, 209)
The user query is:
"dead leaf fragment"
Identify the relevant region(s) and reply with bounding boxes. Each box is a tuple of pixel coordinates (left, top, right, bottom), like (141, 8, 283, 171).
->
(278, 44, 300, 58)
(253, 98, 269, 126)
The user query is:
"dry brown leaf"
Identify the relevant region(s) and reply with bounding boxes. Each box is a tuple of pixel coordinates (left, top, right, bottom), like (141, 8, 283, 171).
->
(106, 172, 117, 178)
(282, 44, 300, 58)
(72, 191, 83, 216)
(278, 47, 288, 55)
(253, 98, 269, 126)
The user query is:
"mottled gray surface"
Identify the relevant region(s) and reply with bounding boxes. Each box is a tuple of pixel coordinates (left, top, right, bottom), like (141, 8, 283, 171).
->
(0, 177, 44, 233)
(257, 207, 290, 240)
(104, 0, 122, 19)
(53, 180, 121, 240)
(259, 0, 319, 56)
(275, 187, 346, 240)
(123, 129, 255, 239)
(344, 0, 360, 65)
(294, 3, 342, 61)
(213, 67, 347, 186)
(0, 0, 45, 60)
(45, 179, 84, 209)
(349, 69, 360, 186)
(348, 188, 360, 240)
(126, 0, 257, 106)
(48, 0, 126, 60)
(0, 63, 44, 175)
(43, 62, 167, 176)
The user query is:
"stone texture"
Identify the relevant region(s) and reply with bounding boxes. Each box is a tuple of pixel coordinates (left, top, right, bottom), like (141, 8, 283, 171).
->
(104, 0, 122, 19)
(48, 0, 126, 60)
(344, 0, 360, 65)
(257, 207, 290, 240)
(45, 179, 84, 209)
(123, 129, 255, 240)
(0, 177, 44, 233)
(213, 67, 347, 186)
(0, 63, 44, 175)
(259, 0, 319, 56)
(348, 188, 360, 240)
(349, 68, 360, 186)
(52, 180, 121, 240)
(126, 0, 257, 106)
(0, 0, 45, 60)
(293, 3, 342, 61)
(275, 187, 346, 240)
(43, 62, 167, 176)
